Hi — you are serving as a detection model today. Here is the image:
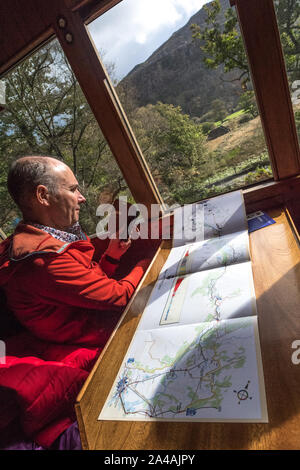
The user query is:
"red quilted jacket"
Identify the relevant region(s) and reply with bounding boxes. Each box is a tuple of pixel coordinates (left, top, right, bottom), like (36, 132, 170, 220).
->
(0, 332, 100, 448)
(0, 223, 148, 346)
(0, 223, 150, 447)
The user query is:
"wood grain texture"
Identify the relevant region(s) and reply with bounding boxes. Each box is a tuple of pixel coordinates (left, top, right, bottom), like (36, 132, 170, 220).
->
(285, 202, 300, 241)
(0, 0, 119, 75)
(243, 176, 300, 214)
(0, 0, 53, 76)
(79, 0, 122, 24)
(76, 208, 300, 450)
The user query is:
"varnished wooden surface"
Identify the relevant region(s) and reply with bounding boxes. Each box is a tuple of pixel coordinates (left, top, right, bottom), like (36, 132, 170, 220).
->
(78, 207, 300, 450)
(0, 0, 119, 75)
(243, 176, 300, 214)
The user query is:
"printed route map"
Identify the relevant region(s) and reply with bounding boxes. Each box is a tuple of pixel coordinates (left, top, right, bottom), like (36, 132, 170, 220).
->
(99, 317, 267, 422)
(138, 261, 257, 329)
(159, 230, 250, 279)
(173, 190, 248, 246)
(98, 191, 268, 423)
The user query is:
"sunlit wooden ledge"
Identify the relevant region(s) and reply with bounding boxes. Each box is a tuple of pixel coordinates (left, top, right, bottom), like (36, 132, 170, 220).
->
(285, 207, 300, 244)
(242, 175, 300, 213)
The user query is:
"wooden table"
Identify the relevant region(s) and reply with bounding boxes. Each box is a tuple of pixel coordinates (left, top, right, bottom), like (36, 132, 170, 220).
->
(75, 207, 300, 450)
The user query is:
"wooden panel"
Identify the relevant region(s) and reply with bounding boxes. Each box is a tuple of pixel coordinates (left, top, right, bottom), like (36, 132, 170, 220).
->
(285, 202, 300, 241)
(65, 0, 93, 10)
(0, 0, 53, 75)
(243, 175, 300, 213)
(76, 208, 300, 450)
(66, 0, 120, 16)
(0, 0, 120, 76)
(79, 0, 123, 24)
(233, 0, 300, 180)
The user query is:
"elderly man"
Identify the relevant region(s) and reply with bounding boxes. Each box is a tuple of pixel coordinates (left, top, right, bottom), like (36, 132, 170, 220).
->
(0, 155, 149, 347)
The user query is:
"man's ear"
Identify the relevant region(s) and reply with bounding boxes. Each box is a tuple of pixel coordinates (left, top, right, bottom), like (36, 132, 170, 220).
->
(36, 185, 50, 206)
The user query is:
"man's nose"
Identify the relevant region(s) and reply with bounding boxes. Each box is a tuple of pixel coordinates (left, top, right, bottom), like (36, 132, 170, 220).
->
(78, 191, 86, 204)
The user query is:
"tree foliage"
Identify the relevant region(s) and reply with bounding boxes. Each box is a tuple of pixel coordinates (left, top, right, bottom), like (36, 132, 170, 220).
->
(0, 38, 210, 231)
(129, 102, 207, 204)
(191, 0, 300, 87)
(238, 91, 258, 118)
(275, 0, 300, 81)
(0, 40, 130, 234)
(191, 0, 249, 88)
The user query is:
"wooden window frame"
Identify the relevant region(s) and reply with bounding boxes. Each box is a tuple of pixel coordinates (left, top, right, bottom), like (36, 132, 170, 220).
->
(0, 0, 299, 213)
(231, 0, 300, 181)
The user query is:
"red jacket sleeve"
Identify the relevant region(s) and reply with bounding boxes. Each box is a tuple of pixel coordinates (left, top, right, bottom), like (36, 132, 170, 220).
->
(30, 251, 148, 311)
(98, 253, 119, 277)
(89, 236, 127, 277)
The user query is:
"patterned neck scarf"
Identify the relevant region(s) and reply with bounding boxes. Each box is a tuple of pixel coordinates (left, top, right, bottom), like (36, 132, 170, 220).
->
(31, 221, 86, 243)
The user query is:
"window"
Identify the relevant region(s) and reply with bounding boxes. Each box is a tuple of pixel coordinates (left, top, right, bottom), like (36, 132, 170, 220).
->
(88, 0, 273, 207)
(0, 38, 132, 235)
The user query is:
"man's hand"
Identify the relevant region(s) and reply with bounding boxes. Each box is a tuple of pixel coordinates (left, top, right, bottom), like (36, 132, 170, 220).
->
(105, 236, 132, 260)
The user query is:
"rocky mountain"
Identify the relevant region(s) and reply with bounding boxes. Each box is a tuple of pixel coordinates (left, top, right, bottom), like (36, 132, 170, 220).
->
(119, 0, 242, 119)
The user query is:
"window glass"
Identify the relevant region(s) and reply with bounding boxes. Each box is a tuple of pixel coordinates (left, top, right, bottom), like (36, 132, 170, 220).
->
(0, 38, 132, 235)
(274, 0, 300, 144)
(88, 0, 273, 207)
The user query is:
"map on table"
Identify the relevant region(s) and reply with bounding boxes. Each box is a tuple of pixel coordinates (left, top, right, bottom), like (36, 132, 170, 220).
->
(138, 261, 256, 329)
(98, 190, 268, 423)
(172, 190, 247, 246)
(99, 317, 267, 422)
(158, 230, 250, 279)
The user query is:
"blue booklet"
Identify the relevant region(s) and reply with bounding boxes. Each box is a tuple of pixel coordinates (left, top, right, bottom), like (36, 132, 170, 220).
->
(247, 211, 276, 233)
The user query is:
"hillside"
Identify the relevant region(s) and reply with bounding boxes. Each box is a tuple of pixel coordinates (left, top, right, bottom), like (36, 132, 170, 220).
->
(116, 0, 300, 199)
(119, 0, 242, 118)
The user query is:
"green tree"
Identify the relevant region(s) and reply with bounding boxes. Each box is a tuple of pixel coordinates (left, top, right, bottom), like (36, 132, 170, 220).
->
(275, 0, 300, 81)
(0, 39, 130, 234)
(191, 0, 300, 88)
(238, 91, 259, 118)
(191, 0, 249, 88)
(130, 102, 208, 204)
(210, 99, 228, 122)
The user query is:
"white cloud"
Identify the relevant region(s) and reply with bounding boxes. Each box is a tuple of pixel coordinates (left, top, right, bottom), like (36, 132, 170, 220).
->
(130, 0, 182, 38)
(88, 0, 209, 80)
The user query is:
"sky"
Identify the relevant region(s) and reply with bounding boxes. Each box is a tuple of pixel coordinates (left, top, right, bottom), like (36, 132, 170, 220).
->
(88, 0, 210, 81)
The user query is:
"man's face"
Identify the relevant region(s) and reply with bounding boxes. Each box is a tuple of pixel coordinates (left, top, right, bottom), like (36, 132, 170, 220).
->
(48, 163, 86, 230)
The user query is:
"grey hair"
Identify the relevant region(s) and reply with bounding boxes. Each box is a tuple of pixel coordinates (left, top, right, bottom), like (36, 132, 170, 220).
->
(7, 156, 60, 212)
